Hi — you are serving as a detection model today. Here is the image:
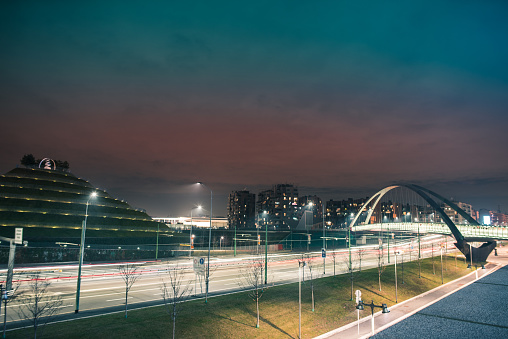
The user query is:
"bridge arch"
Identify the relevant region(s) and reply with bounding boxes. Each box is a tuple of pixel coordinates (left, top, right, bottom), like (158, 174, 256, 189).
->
(349, 184, 495, 263)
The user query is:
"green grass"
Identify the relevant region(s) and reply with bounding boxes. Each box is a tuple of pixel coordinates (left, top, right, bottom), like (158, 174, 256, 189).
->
(9, 255, 471, 339)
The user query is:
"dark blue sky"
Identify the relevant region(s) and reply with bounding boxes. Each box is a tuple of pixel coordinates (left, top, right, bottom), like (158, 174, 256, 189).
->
(1, 1, 507, 216)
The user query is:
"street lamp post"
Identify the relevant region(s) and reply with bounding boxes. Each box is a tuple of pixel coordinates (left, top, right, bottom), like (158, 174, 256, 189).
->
(262, 211, 268, 284)
(356, 299, 390, 336)
(394, 250, 403, 303)
(190, 206, 202, 256)
(75, 191, 97, 314)
(256, 213, 260, 255)
(440, 245, 443, 284)
(197, 183, 212, 303)
(298, 260, 306, 339)
(307, 202, 314, 252)
(155, 223, 160, 260)
(322, 202, 326, 274)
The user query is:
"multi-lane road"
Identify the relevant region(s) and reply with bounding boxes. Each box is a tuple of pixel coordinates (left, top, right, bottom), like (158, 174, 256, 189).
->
(0, 234, 455, 331)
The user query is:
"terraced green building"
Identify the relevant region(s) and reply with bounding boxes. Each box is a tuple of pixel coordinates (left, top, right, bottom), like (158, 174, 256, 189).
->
(0, 166, 163, 240)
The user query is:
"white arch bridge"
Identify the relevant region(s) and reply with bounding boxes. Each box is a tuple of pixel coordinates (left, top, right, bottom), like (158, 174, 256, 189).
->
(348, 184, 501, 263)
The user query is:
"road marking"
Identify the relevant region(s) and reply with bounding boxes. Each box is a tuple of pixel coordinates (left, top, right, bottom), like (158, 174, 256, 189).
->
(106, 297, 133, 302)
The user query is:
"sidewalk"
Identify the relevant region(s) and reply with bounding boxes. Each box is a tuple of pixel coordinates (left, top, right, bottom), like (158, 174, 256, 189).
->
(317, 246, 508, 339)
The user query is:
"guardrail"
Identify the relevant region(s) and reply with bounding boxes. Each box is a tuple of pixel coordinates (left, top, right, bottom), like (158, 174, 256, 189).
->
(352, 222, 508, 239)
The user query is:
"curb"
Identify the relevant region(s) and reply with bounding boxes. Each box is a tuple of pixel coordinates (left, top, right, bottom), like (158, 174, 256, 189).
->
(315, 263, 501, 339)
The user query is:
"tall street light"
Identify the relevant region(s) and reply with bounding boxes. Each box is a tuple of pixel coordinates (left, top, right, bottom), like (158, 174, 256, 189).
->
(262, 211, 268, 284)
(75, 191, 97, 313)
(322, 201, 326, 274)
(197, 182, 212, 303)
(190, 206, 202, 256)
(307, 202, 314, 252)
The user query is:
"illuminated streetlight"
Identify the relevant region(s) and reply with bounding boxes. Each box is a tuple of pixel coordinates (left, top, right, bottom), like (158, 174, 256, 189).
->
(197, 182, 212, 303)
(263, 211, 268, 284)
(75, 191, 97, 313)
(322, 202, 326, 275)
(306, 202, 314, 251)
(190, 206, 202, 256)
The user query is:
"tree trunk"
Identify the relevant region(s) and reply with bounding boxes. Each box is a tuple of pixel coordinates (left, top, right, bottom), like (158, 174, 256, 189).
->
(311, 284, 315, 311)
(125, 288, 128, 318)
(173, 303, 177, 339)
(256, 297, 260, 328)
(350, 271, 354, 301)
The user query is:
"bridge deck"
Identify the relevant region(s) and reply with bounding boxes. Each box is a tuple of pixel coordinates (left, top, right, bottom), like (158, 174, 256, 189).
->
(353, 222, 508, 240)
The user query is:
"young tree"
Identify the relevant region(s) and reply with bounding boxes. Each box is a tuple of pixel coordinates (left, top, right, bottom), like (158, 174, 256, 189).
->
(432, 243, 436, 275)
(303, 254, 319, 312)
(118, 264, 141, 318)
(356, 248, 367, 272)
(343, 252, 357, 301)
(330, 250, 338, 276)
(376, 246, 386, 292)
(238, 256, 266, 328)
(160, 266, 192, 339)
(16, 272, 63, 339)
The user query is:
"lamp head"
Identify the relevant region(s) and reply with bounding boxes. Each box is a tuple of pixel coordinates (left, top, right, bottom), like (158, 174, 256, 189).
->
(382, 303, 390, 313)
(91, 191, 97, 198)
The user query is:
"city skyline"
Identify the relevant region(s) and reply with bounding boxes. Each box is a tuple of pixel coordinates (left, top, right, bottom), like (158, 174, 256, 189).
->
(1, 1, 507, 217)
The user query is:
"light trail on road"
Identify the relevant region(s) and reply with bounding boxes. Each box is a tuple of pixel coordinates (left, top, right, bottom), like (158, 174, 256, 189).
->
(0, 234, 459, 332)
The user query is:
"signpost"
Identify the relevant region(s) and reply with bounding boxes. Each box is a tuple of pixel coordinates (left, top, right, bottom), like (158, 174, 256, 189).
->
(193, 258, 206, 295)
(355, 290, 362, 335)
(14, 228, 23, 245)
(0, 229, 22, 291)
(394, 250, 403, 303)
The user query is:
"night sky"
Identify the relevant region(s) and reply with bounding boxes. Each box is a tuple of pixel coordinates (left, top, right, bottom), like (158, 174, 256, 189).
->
(1, 1, 508, 217)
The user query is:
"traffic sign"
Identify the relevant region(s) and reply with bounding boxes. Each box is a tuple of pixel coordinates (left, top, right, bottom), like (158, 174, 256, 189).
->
(14, 228, 23, 245)
(355, 290, 362, 304)
(193, 258, 206, 276)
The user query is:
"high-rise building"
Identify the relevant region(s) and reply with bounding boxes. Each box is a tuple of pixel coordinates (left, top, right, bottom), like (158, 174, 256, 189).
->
(257, 184, 299, 230)
(299, 195, 323, 229)
(442, 201, 475, 225)
(227, 190, 256, 229)
(325, 197, 369, 228)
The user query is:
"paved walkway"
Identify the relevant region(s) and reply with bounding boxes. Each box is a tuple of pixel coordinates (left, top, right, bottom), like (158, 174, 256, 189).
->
(317, 245, 508, 339)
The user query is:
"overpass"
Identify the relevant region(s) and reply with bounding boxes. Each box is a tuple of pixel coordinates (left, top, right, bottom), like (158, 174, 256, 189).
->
(353, 222, 508, 241)
(348, 184, 499, 263)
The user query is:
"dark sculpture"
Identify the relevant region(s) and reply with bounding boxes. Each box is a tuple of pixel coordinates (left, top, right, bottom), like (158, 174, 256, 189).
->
(401, 184, 495, 264)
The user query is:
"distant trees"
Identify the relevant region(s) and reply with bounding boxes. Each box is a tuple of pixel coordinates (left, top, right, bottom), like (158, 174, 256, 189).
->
(19, 154, 70, 170)
(20, 154, 36, 167)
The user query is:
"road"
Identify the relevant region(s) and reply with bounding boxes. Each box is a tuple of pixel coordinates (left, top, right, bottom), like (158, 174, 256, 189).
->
(0, 234, 454, 331)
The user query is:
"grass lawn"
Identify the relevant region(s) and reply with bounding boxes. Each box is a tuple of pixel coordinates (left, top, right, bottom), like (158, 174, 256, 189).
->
(9, 255, 472, 338)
